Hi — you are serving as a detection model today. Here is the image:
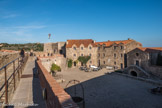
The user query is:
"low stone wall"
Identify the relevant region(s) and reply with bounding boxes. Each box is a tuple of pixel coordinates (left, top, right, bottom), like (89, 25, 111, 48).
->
(0, 52, 19, 69)
(148, 66, 162, 79)
(37, 60, 78, 108)
(39, 56, 66, 72)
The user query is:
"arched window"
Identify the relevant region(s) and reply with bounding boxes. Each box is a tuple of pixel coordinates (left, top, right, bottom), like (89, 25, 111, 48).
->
(73, 47, 76, 50)
(81, 47, 83, 50)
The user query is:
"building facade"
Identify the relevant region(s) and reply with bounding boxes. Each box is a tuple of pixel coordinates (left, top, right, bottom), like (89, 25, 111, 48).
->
(44, 42, 66, 57)
(66, 39, 98, 67)
(126, 47, 162, 79)
(96, 39, 142, 69)
(65, 38, 142, 68)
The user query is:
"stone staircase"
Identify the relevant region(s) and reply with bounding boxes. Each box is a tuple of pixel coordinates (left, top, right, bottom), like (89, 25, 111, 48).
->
(124, 65, 150, 78)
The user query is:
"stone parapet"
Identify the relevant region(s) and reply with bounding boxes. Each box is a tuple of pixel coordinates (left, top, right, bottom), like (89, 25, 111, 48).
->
(37, 60, 78, 108)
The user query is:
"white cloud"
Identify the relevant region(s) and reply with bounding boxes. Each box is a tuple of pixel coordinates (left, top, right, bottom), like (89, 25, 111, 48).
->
(0, 24, 46, 43)
(2, 14, 19, 19)
(14, 25, 46, 29)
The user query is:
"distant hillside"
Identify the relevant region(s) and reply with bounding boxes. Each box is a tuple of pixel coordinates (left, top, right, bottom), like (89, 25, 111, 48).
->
(0, 43, 44, 51)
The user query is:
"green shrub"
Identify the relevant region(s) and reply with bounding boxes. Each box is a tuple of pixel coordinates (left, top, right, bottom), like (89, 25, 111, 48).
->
(68, 59, 73, 68)
(51, 63, 61, 73)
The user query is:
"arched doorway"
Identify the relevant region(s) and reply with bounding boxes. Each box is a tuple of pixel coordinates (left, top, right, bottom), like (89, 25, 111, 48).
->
(130, 71, 137, 77)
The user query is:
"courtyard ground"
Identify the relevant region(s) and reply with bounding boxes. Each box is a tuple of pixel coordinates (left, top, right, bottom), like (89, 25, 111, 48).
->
(56, 68, 162, 108)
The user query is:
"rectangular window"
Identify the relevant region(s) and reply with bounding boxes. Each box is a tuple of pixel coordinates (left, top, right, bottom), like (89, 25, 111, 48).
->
(121, 54, 123, 57)
(103, 53, 105, 57)
(121, 46, 123, 50)
(114, 54, 116, 58)
(136, 60, 139, 66)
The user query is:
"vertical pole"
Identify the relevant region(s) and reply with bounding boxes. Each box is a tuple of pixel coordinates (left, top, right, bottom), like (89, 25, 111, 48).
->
(18, 58, 20, 80)
(13, 61, 16, 90)
(4, 67, 8, 104)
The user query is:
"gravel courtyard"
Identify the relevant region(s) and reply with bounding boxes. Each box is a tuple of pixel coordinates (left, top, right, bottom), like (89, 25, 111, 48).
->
(57, 68, 162, 108)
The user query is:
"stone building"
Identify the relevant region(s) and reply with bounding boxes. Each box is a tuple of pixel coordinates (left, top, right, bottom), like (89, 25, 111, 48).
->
(66, 38, 142, 68)
(126, 47, 162, 79)
(95, 39, 142, 69)
(66, 39, 98, 67)
(44, 42, 66, 57)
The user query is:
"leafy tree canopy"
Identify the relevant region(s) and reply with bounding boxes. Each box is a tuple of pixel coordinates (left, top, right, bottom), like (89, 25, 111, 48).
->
(78, 56, 91, 66)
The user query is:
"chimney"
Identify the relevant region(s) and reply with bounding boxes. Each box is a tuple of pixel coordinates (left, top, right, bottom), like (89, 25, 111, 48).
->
(108, 40, 110, 42)
(94, 40, 96, 43)
(128, 38, 131, 40)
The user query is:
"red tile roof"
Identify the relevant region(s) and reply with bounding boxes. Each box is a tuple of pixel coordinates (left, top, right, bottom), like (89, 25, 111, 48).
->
(138, 47, 162, 53)
(95, 40, 138, 47)
(66, 39, 96, 48)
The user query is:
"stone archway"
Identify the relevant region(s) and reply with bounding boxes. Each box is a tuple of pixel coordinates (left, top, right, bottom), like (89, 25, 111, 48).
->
(130, 71, 137, 77)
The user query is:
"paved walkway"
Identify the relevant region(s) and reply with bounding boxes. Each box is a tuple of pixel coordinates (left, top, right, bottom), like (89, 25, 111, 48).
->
(9, 57, 46, 108)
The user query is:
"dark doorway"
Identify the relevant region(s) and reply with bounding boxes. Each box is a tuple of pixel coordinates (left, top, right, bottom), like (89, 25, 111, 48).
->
(98, 60, 100, 66)
(81, 62, 83, 66)
(130, 71, 137, 77)
(74, 62, 76, 67)
(59, 50, 63, 54)
(121, 63, 123, 69)
(124, 54, 127, 68)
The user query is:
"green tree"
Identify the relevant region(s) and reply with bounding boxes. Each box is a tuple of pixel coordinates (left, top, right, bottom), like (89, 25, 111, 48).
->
(78, 56, 91, 66)
(68, 59, 73, 68)
(50, 63, 61, 76)
(157, 53, 162, 66)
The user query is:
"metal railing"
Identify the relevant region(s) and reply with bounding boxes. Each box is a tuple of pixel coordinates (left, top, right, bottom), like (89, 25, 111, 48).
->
(0, 55, 28, 105)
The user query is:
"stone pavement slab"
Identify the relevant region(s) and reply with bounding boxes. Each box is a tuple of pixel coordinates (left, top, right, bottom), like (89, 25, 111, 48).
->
(9, 57, 46, 108)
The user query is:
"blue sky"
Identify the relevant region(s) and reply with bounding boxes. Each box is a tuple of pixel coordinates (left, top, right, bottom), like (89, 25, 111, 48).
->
(0, 0, 162, 47)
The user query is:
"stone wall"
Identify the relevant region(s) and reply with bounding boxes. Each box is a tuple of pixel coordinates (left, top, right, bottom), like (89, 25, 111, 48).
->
(98, 44, 125, 68)
(44, 42, 66, 56)
(148, 66, 162, 79)
(39, 56, 66, 72)
(98, 40, 142, 69)
(44, 43, 54, 54)
(127, 48, 150, 71)
(0, 52, 19, 69)
(66, 44, 98, 67)
(127, 48, 162, 79)
(58, 42, 66, 56)
(37, 60, 78, 108)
